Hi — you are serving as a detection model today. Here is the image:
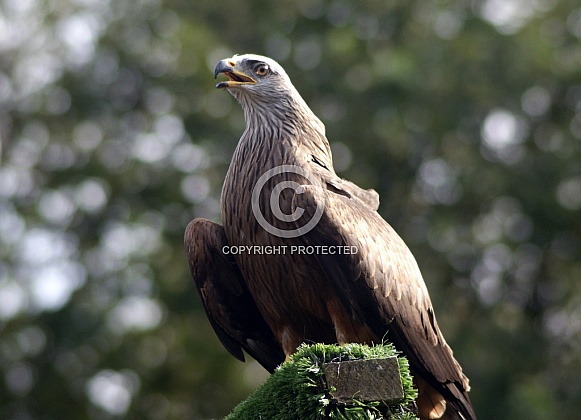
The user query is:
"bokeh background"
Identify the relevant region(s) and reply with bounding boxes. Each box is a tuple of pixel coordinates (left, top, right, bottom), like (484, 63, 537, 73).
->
(1, 0, 580, 418)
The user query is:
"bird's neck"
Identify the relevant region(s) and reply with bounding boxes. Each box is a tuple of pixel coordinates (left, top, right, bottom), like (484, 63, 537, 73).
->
(238, 96, 333, 169)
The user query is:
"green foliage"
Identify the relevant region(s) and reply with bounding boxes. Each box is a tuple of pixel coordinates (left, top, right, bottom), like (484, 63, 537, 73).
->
(226, 343, 417, 420)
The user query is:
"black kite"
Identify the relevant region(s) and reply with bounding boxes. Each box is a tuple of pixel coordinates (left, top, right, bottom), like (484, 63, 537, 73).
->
(185, 54, 475, 420)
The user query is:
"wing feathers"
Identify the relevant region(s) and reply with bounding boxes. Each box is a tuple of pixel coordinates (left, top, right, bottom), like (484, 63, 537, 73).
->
(292, 185, 475, 420)
(184, 218, 284, 372)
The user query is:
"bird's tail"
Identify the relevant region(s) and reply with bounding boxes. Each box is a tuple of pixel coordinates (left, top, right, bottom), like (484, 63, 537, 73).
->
(416, 377, 476, 420)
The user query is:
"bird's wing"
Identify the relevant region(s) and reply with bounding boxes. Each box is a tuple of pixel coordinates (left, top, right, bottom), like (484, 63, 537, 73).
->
(324, 176, 380, 211)
(184, 218, 285, 373)
(292, 184, 475, 419)
(310, 154, 380, 211)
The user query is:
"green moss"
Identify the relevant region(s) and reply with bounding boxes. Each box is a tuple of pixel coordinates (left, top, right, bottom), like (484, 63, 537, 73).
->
(226, 342, 418, 420)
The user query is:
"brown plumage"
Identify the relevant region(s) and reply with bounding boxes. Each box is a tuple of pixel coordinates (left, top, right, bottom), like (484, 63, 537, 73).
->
(185, 54, 476, 419)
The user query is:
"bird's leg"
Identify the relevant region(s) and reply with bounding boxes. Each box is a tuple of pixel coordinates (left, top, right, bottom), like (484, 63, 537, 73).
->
(326, 298, 378, 345)
(280, 326, 302, 362)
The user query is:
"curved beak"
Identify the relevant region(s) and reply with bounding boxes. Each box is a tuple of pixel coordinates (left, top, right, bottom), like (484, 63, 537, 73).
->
(214, 59, 256, 89)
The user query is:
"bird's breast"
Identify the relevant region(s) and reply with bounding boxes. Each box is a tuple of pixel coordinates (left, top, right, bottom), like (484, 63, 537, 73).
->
(220, 141, 333, 325)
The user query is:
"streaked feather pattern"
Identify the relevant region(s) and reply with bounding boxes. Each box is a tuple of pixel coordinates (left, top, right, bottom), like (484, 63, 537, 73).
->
(186, 54, 476, 420)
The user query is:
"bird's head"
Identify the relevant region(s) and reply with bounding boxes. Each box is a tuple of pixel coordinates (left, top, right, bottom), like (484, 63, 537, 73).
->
(213, 54, 297, 103)
(214, 53, 325, 139)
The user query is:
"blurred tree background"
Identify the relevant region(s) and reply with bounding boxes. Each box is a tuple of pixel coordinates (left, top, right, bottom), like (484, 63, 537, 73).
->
(0, 0, 580, 418)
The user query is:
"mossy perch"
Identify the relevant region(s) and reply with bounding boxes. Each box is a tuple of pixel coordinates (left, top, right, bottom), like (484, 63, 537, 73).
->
(226, 342, 419, 419)
(323, 358, 404, 404)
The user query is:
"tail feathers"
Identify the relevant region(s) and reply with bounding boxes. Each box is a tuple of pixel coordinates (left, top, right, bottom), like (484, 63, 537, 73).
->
(444, 381, 477, 420)
(416, 377, 447, 419)
(416, 377, 476, 420)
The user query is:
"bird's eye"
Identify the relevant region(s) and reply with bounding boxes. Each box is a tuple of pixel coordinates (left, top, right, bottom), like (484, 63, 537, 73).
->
(254, 64, 270, 76)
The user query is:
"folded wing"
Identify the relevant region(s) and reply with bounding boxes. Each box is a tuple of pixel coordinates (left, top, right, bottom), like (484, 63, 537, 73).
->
(184, 218, 285, 373)
(292, 184, 475, 420)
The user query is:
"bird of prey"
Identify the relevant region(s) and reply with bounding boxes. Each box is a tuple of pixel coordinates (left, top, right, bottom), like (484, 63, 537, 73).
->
(185, 54, 475, 420)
